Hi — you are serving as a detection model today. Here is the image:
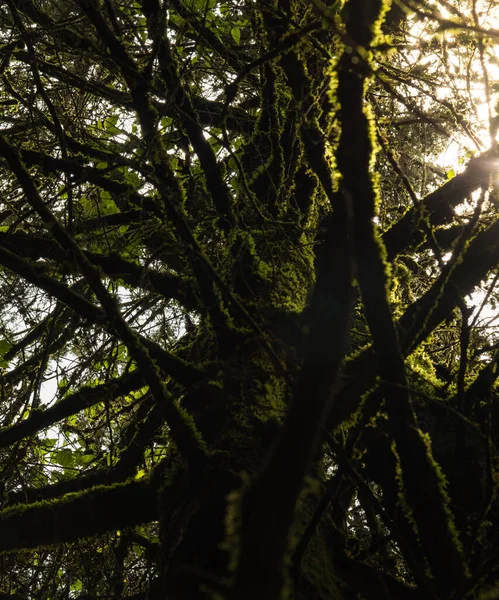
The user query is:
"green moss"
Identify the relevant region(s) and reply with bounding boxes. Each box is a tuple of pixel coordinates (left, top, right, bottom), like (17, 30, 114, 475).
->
(372, 0, 394, 43)
(415, 428, 470, 577)
(391, 440, 420, 540)
(0, 477, 155, 552)
(290, 480, 342, 600)
(406, 345, 442, 390)
(222, 484, 245, 572)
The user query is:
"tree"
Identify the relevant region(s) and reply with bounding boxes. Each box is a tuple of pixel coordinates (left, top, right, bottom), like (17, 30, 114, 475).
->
(0, 0, 498, 598)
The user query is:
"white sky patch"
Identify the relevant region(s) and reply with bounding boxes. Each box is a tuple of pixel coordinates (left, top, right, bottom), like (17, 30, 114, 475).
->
(403, 2, 499, 340)
(415, 2, 499, 168)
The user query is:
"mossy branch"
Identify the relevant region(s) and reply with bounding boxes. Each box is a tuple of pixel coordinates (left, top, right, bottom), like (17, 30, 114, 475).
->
(383, 148, 499, 261)
(0, 479, 158, 551)
(0, 371, 143, 448)
(0, 244, 206, 386)
(0, 135, 208, 467)
(0, 231, 197, 309)
(329, 215, 499, 434)
(334, 0, 468, 592)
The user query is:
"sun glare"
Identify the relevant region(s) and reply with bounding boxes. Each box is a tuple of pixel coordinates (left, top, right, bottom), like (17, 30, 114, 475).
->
(404, 1, 499, 171)
(395, 1, 499, 330)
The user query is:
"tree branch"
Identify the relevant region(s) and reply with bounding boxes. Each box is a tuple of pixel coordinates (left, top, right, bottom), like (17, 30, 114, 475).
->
(0, 479, 158, 551)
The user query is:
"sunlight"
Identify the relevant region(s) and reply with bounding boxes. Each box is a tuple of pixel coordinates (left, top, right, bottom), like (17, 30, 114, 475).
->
(405, 1, 499, 170)
(400, 1, 499, 334)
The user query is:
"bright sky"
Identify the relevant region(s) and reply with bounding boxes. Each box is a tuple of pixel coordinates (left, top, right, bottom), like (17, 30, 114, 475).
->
(429, 2, 499, 167)
(415, 1, 499, 337)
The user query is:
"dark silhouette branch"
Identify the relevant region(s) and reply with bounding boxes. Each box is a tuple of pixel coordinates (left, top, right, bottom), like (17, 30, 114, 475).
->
(0, 479, 158, 551)
(0, 371, 143, 448)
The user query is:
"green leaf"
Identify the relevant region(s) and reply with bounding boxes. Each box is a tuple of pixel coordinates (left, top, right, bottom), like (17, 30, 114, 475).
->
(104, 117, 120, 135)
(41, 438, 58, 449)
(99, 190, 118, 214)
(124, 169, 141, 187)
(170, 12, 183, 27)
(74, 451, 96, 466)
(446, 168, 455, 180)
(0, 339, 11, 355)
(51, 449, 74, 468)
(189, 0, 214, 10)
(0, 339, 11, 368)
(231, 27, 241, 44)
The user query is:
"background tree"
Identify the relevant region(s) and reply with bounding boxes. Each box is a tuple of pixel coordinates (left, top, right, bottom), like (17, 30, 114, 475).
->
(0, 0, 498, 598)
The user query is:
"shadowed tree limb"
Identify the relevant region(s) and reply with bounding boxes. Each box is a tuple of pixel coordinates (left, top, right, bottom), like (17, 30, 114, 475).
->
(0, 479, 158, 551)
(383, 149, 499, 260)
(0, 231, 198, 310)
(0, 244, 206, 385)
(0, 134, 208, 466)
(0, 371, 143, 448)
(328, 1, 470, 594)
